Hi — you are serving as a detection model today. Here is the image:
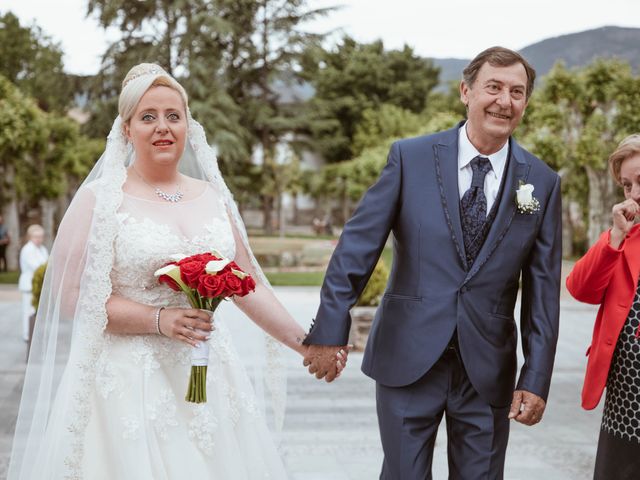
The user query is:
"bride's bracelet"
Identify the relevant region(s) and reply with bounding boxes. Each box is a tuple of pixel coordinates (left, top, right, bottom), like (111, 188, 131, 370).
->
(155, 307, 166, 336)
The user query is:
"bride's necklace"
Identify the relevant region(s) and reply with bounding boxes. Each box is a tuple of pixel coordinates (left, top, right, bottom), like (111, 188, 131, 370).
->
(133, 167, 184, 203)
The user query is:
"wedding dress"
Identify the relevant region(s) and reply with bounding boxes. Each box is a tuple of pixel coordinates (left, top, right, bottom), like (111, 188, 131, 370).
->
(9, 63, 289, 478)
(33, 185, 287, 479)
(8, 105, 288, 479)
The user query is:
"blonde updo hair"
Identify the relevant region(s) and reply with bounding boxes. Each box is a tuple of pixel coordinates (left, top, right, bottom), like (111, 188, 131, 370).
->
(118, 63, 189, 124)
(609, 134, 640, 184)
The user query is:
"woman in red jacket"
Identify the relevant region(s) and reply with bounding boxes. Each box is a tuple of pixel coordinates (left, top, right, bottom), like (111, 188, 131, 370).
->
(567, 133, 640, 479)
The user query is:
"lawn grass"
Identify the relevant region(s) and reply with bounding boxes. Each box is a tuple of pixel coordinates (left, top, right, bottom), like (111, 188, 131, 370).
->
(264, 245, 393, 287)
(248, 231, 336, 241)
(0, 271, 19, 284)
(265, 270, 325, 286)
(248, 236, 335, 255)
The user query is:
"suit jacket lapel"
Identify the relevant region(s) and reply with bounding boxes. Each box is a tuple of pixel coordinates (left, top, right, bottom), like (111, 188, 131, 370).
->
(433, 126, 467, 268)
(464, 138, 531, 283)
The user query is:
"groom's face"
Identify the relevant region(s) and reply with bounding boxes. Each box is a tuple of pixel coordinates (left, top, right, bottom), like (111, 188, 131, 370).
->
(460, 61, 529, 147)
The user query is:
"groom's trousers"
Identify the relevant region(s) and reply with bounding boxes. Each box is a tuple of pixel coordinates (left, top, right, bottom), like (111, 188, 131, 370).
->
(376, 339, 510, 479)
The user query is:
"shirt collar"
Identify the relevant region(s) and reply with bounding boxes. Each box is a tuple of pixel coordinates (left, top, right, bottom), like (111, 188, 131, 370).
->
(458, 122, 509, 178)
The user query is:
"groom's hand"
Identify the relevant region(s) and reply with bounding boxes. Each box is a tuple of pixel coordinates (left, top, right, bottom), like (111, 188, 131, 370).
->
(508, 390, 546, 426)
(303, 344, 351, 382)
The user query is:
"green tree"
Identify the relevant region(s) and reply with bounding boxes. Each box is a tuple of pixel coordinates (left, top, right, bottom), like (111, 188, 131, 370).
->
(0, 12, 71, 112)
(520, 59, 640, 250)
(309, 107, 458, 222)
(353, 104, 423, 155)
(0, 74, 47, 269)
(224, 0, 332, 234)
(423, 80, 467, 124)
(302, 37, 440, 163)
(87, 0, 330, 234)
(25, 116, 102, 245)
(84, 0, 242, 144)
(0, 69, 101, 265)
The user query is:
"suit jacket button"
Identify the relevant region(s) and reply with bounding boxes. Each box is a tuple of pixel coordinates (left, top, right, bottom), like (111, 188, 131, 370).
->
(461, 286, 468, 293)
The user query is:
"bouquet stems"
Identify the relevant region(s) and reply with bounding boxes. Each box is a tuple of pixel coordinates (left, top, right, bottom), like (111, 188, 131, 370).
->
(186, 365, 208, 403)
(185, 307, 216, 404)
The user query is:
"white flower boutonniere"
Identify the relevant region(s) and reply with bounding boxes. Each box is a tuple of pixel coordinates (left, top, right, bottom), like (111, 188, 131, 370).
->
(515, 182, 540, 214)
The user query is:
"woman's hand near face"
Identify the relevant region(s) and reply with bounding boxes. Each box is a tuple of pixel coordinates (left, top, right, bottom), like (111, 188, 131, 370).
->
(611, 199, 640, 248)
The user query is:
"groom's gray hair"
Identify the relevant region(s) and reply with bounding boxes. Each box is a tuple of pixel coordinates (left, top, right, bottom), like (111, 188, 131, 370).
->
(463, 46, 536, 100)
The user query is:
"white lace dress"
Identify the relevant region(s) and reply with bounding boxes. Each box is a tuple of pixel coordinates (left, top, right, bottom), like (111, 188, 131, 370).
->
(74, 185, 287, 479)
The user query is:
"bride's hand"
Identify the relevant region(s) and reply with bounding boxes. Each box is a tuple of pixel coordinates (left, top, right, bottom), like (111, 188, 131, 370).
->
(158, 308, 214, 347)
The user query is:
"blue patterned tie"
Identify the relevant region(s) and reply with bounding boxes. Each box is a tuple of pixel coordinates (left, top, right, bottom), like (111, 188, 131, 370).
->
(461, 156, 492, 268)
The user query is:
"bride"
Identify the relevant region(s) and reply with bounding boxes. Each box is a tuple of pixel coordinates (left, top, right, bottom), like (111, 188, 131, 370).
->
(7, 63, 346, 480)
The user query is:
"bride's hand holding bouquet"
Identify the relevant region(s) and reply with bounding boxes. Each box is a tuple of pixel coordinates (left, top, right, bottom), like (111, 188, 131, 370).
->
(154, 249, 256, 403)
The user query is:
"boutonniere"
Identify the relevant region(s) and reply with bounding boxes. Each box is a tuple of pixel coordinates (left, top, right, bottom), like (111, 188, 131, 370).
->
(515, 181, 540, 214)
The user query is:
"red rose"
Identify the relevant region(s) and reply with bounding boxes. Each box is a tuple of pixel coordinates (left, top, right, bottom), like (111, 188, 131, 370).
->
(177, 253, 219, 266)
(180, 260, 206, 289)
(200, 253, 220, 263)
(240, 275, 256, 296)
(216, 260, 240, 276)
(158, 274, 181, 292)
(197, 273, 225, 298)
(223, 271, 243, 295)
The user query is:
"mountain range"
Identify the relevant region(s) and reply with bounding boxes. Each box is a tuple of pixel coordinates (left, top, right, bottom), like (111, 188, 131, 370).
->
(432, 26, 640, 87)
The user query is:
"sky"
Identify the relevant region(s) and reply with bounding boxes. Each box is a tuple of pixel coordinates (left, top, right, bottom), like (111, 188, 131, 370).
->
(2, 0, 640, 75)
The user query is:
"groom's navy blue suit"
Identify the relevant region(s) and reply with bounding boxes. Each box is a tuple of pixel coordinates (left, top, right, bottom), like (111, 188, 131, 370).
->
(305, 123, 562, 478)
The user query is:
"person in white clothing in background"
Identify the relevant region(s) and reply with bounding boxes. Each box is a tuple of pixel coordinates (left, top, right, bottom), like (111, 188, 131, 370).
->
(18, 224, 48, 342)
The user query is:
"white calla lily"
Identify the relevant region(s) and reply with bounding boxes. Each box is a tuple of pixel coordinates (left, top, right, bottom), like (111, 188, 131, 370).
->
(154, 264, 180, 277)
(205, 259, 231, 274)
(154, 263, 189, 291)
(231, 268, 248, 279)
(210, 249, 225, 259)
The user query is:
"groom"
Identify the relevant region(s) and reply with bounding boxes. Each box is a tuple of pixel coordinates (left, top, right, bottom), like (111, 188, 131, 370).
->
(303, 46, 562, 478)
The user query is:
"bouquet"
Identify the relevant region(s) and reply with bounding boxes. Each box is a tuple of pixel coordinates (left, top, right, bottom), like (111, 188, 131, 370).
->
(154, 249, 256, 403)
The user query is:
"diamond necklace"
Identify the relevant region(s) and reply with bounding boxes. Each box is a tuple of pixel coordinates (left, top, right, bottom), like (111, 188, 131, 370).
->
(133, 167, 184, 203)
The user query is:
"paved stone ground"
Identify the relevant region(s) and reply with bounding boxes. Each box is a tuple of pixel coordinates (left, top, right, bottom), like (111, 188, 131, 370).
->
(0, 280, 603, 479)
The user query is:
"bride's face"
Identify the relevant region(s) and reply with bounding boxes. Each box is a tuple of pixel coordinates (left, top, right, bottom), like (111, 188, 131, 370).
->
(125, 86, 187, 167)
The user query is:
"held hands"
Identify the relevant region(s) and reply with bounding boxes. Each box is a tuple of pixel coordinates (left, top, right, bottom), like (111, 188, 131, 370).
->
(158, 307, 214, 347)
(303, 344, 352, 382)
(611, 198, 640, 248)
(508, 390, 546, 426)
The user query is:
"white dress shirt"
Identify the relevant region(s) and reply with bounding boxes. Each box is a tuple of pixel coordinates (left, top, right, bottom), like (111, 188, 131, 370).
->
(457, 123, 509, 215)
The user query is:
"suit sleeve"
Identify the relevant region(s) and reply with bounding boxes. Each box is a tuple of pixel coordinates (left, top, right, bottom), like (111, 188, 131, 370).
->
(565, 229, 623, 304)
(516, 175, 562, 401)
(304, 142, 403, 346)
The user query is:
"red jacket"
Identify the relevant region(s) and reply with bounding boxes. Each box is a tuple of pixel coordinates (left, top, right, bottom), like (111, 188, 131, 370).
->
(566, 225, 640, 410)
